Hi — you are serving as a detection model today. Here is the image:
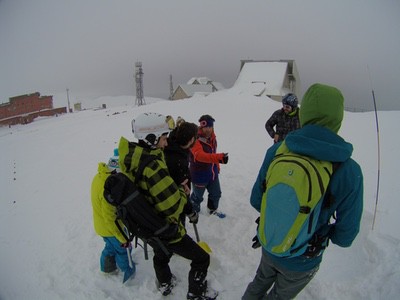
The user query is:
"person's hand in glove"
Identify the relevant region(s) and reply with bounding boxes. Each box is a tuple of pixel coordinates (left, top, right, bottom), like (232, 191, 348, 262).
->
(187, 211, 199, 224)
(252, 216, 261, 248)
(218, 153, 229, 164)
(252, 235, 261, 249)
(121, 242, 131, 249)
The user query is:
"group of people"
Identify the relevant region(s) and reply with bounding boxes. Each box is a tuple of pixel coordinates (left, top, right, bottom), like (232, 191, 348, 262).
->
(91, 83, 363, 300)
(91, 113, 228, 299)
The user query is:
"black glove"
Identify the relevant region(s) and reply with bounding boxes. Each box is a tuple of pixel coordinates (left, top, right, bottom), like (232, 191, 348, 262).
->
(252, 217, 261, 249)
(187, 211, 199, 224)
(303, 235, 329, 258)
(252, 235, 261, 249)
(220, 153, 228, 164)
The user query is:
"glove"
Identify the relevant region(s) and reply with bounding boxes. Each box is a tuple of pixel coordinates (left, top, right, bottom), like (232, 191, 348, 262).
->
(252, 217, 261, 249)
(219, 153, 229, 164)
(121, 242, 131, 249)
(187, 211, 199, 224)
(303, 235, 329, 258)
(252, 235, 261, 249)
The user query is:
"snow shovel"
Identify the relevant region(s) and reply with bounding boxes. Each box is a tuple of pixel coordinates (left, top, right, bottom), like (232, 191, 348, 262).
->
(123, 227, 134, 268)
(193, 223, 212, 253)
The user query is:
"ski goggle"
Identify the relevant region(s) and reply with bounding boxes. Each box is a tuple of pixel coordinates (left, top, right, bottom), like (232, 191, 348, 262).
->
(199, 119, 214, 128)
(108, 157, 120, 170)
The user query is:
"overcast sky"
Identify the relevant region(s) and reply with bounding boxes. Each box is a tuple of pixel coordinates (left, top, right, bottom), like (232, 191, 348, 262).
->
(1, 0, 399, 111)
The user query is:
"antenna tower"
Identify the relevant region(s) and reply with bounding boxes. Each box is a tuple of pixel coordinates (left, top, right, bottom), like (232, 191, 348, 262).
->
(169, 74, 174, 100)
(135, 61, 145, 106)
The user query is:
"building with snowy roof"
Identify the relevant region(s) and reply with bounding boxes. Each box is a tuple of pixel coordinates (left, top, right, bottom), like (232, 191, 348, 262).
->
(171, 77, 225, 100)
(234, 59, 300, 101)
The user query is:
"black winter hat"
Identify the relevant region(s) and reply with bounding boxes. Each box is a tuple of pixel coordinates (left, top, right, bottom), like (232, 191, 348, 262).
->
(198, 114, 215, 128)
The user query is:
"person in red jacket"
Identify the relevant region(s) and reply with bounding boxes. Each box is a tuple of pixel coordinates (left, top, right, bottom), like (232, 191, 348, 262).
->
(189, 115, 229, 218)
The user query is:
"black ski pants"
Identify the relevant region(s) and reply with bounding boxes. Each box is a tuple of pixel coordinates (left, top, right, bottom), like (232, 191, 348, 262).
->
(153, 233, 210, 295)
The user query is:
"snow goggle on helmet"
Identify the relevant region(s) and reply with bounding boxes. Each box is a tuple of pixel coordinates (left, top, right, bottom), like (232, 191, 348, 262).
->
(108, 156, 120, 171)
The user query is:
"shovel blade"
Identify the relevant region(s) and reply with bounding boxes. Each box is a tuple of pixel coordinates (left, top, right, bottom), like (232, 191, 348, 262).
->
(198, 241, 212, 253)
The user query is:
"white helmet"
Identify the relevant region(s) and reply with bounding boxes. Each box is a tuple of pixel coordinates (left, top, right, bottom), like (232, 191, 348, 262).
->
(131, 112, 171, 147)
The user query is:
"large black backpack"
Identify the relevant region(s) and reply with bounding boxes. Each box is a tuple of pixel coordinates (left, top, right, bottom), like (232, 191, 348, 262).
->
(103, 156, 178, 259)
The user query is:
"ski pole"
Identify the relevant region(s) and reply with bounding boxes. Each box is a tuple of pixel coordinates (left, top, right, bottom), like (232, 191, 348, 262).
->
(367, 65, 381, 230)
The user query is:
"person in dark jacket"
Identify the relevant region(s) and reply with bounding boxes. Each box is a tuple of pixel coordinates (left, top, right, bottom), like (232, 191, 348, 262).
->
(164, 121, 199, 225)
(189, 114, 229, 218)
(265, 93, 300, 143)
(243, 83, 363, 299)
(118, 112, 218, 299)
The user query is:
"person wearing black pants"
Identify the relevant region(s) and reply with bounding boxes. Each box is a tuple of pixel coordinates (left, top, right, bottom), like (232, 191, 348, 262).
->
(154, 234, 210, 296)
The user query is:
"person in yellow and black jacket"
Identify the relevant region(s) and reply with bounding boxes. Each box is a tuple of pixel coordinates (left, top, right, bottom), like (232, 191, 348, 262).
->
(90, 151, 135, 283)
(118, 112, 218, 300)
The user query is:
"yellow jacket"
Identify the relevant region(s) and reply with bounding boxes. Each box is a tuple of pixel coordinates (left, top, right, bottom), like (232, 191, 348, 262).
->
(91, 162, 126, 243)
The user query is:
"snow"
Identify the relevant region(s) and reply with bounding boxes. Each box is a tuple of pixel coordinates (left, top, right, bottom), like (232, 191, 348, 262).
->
(233, 61, 289, 97)
(1, 85, 400, 299)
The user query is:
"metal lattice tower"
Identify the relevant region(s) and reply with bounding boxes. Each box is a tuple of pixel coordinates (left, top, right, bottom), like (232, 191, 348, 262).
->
(169, 74, 174, 100)
(135, 61, 145, 106)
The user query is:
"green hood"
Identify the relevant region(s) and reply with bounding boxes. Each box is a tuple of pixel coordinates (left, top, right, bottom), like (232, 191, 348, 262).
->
(299, 83, 344, 133)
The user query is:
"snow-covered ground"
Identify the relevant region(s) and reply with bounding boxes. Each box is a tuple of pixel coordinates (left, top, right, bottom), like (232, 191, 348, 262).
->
(1, 86, 399, 299)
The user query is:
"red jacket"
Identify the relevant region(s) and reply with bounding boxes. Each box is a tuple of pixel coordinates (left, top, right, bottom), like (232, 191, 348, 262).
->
(189, 131, 224, 185)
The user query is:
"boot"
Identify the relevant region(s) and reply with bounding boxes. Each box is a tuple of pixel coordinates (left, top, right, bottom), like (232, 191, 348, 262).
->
(102, 255, 117, 273)
(187, 280, 218, 299)
(188, 272, 218, 300)
(157, 274, 177, 296)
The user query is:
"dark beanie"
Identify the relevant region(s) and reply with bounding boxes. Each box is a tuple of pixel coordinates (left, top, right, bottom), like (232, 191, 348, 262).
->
(300, 83, 344, 133)
(198, 114, 215, 128)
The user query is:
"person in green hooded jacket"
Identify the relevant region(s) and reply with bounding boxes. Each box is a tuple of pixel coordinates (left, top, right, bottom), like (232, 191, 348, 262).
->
(90, 151, 135, 283)
(243, 83, 363, 299)
(118, 112, 218, 299)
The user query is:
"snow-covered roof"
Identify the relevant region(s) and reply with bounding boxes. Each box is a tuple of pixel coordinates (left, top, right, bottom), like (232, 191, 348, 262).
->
(233, 61, 288, 96)
(211, 81, 225, 90)
(187, 77, 212, 85)
(178, 84, 214, 97)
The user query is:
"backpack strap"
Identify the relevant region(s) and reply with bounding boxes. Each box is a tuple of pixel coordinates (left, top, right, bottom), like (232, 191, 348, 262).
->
(304, 162, 342, 258)
(134, 155, 157, 185)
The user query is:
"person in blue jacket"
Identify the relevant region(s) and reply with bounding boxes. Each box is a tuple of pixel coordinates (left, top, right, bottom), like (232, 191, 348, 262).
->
(242, 83, 363, 299)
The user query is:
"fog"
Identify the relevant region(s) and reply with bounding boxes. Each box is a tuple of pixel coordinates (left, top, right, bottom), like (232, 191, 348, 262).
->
(1, 0, 399, 111)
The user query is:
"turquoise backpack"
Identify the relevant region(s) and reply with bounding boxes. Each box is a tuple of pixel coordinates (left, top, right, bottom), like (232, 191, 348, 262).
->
(258, 142, 333, 257)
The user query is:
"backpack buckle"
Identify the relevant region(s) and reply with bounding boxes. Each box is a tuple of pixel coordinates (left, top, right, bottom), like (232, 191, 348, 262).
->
(299, 206, 311, 214)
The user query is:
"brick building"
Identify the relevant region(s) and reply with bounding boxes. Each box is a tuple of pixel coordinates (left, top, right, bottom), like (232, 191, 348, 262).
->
(0, 92, 66, 126)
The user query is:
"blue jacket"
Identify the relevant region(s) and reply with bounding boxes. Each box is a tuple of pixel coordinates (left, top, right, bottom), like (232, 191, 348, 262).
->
(251, 125, 363, 271)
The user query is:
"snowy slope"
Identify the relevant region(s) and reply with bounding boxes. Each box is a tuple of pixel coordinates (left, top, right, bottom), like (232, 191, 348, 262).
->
(1, 89, 399, 300)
